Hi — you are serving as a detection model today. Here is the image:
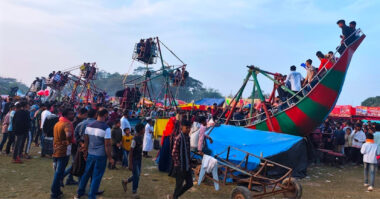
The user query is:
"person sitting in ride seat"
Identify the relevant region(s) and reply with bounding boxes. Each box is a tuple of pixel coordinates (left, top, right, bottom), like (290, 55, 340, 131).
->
(80, 63, 86, 73)
(53, 71, 62, 86)
(49, 71, 55, 80)
(181, 69, 189, 86)
(150, 41, 157, 57)
(88, 63, 96, 79)
(85, 63, 91, 78)
(302, 59, 317, 88)
(144, 38, 152, 62)
(337, 19, 356, 54)
(316, 51, 333, 72)
(137, 39, 145, 59)
(173, 69, 181, 86)
(286, 65, 304, 96)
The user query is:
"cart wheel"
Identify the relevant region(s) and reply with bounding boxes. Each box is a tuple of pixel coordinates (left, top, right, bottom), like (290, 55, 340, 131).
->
(230, 186, 252, 199)
(282, 177, 302, 199)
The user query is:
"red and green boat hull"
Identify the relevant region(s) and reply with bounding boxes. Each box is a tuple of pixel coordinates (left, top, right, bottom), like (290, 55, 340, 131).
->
(247, 34, 366, 137)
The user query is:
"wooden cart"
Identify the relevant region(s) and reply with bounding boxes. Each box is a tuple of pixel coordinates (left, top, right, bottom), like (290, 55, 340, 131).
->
(193, 146, 302, 199)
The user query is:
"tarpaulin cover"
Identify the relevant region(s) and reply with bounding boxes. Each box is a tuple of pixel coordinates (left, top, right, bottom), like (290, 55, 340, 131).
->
(154, 118, 169, 138)
(195, 98, 225, 106)
(207, 125, 303, 171)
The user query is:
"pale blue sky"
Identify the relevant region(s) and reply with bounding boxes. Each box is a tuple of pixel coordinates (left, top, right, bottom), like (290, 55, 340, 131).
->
(0, 0, 379, 105)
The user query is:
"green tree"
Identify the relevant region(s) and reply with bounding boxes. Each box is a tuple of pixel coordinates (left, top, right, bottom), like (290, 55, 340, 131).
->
(0, 77, 28, 95)
(361, 96, 380, 107)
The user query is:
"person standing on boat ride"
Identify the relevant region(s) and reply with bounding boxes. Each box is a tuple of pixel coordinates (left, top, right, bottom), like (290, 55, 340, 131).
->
(302, 59, 317, 88)
(337, 19, 355, 54)
(285, 65, 303, 96)
(316, 51, 333, 72)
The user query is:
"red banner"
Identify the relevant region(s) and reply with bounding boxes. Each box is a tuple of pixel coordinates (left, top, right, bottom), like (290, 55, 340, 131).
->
(330, 105, 380, 119)
(355, 106, 380, 118)
(330, 105, 355, 118)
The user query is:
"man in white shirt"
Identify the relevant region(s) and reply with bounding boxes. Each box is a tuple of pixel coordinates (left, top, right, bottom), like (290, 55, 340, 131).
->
(352, 124, 366, 165)
(41, 104, 52, 129)
(286, 65, 304, 93)
(142, 118, 154, 158)
(361, 133, 380, 191)
(302, 59, 317, 88)
(120, 110, 131, 135)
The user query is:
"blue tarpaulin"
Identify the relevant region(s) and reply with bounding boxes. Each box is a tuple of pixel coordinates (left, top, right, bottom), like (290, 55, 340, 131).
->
(206, 125, 303, 170)
(195, 98, 225, 106)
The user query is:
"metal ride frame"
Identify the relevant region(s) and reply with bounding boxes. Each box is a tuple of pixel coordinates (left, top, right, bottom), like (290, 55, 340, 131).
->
(193, 146, 301, 199)
(123, 37, 187, 111)
(67, 63, 105, 104)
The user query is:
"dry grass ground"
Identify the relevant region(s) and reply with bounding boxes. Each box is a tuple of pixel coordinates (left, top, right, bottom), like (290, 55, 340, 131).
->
(1, 138, 380, 199)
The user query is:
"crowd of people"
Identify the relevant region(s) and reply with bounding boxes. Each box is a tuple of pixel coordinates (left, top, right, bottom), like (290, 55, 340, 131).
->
(309, 117, 380, 191)
(0, 95, 221, 199)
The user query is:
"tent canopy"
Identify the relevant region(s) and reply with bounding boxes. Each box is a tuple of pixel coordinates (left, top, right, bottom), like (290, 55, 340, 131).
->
(195, 98, 225, 106)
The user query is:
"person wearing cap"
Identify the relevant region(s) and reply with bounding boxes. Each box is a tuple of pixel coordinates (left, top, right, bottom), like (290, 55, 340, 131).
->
(142, 117, 154, 158)
(285, 65, 304, 95)
(337, 19, 356, 54)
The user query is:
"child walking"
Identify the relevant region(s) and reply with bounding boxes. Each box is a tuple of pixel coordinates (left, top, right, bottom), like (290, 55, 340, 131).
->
(121, 127, 133, 168)
(361, 133, 380, 191)
(121, 123, 145, 198)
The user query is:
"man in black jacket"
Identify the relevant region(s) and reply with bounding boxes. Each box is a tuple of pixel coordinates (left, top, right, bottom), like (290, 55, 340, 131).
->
(42, 110, 59, 157)
(12, 102, 31, 163)
(337, 19, 356, 54)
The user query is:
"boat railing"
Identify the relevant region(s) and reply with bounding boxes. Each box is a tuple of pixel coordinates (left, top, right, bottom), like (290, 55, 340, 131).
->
(224, 29, 364, 127)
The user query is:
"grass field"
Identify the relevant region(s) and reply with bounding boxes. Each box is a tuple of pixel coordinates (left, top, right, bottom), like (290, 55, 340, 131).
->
(1, 141, 380, 199)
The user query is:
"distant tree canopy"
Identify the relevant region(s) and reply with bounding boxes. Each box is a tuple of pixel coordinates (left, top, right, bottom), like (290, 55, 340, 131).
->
(93, 70, 223, 102)
(0, 77, 28, 95)
(361, 96, 380, 107)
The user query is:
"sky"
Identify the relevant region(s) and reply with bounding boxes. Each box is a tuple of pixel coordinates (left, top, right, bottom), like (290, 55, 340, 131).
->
(0, 0, 379, 105)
